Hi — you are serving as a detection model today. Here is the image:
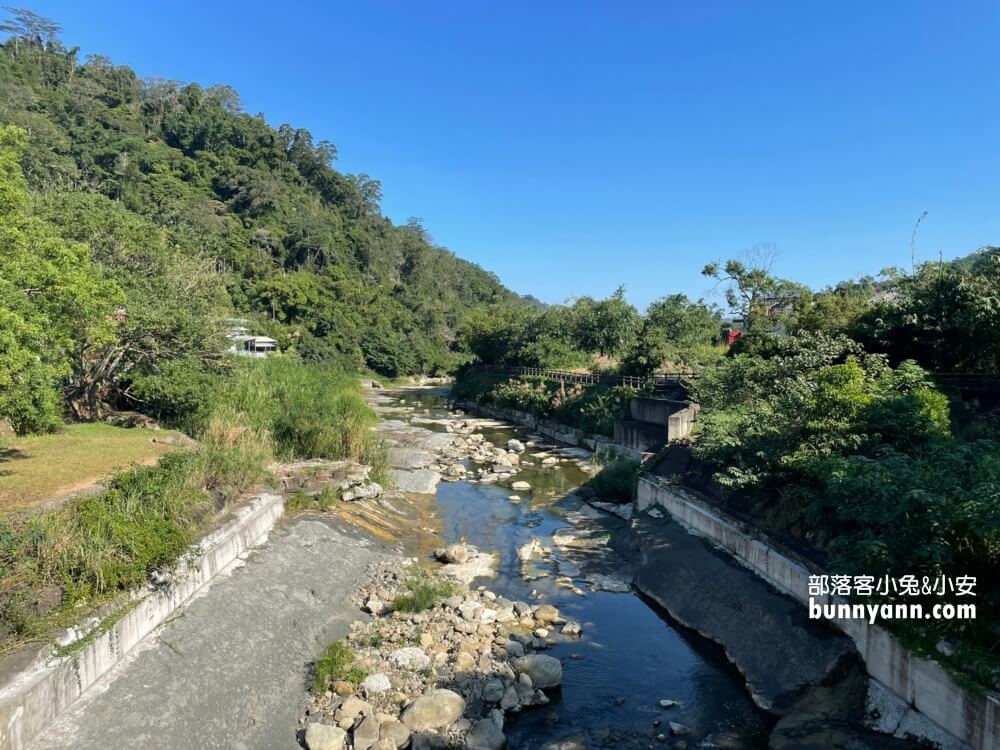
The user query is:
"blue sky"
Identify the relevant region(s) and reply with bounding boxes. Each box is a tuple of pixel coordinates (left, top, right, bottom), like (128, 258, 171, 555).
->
(24, 1, 1000, 311)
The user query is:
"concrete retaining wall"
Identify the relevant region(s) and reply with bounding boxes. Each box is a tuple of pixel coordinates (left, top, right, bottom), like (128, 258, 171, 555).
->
(637, 478, 999, 750)
(0, 493, 285, 750)
(613, 420, 666, 454)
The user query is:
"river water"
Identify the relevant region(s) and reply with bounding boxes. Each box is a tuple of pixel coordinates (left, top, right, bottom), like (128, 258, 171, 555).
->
(390, 388, 772, 750)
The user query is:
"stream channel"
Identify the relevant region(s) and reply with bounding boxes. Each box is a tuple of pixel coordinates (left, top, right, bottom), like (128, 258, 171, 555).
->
(381, 387, 773, 750)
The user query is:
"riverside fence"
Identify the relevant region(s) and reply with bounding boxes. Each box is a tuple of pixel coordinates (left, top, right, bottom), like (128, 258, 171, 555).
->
(473, 365, 696, 390)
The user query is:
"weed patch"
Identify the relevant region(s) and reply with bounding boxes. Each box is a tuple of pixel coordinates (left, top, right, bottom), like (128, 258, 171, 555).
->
(313, 640, 366, 691)
(392, 568, 455, 613)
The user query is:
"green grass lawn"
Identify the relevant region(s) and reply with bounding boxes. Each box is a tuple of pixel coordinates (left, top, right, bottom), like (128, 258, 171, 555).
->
(0, 423, 186, 509)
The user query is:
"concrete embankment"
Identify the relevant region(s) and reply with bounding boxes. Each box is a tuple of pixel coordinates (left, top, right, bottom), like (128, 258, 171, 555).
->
(0, 492, 288, 750)
(632, 476, 996, 750)
(451, 397, 988, 749)
(612, 514, 933, 750)
(612, 513, 860, 716)
(20, 511, 388, 750)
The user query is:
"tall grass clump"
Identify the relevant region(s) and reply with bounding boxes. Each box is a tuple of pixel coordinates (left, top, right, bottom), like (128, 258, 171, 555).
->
(224, 359, 383, 471)
(312, 639, 366, 691)
(392, 568, 456, 613)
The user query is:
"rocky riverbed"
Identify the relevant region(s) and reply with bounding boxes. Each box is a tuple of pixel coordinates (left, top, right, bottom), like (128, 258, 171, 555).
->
(310, 386, 772, 750)
(301, 552, 585, 750)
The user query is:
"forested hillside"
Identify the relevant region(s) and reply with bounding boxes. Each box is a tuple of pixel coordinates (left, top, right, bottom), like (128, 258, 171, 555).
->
(0, 8, 520, 391)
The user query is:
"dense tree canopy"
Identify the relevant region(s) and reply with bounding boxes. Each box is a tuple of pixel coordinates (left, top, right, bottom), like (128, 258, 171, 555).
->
(0, 125, 120, 430)
(0, 15, 523, 394)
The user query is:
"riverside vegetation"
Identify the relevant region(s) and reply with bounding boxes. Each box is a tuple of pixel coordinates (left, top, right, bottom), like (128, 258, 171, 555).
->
(0, 358, 384, 642)
(454, 254, 1000, 691)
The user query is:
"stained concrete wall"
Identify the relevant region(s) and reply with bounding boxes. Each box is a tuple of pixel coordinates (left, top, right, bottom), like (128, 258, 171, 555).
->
(613, 420, 666, 453)
(0, 493, 285, 750)
(621, 397, 698, 449)
(637, 478, 999, 750)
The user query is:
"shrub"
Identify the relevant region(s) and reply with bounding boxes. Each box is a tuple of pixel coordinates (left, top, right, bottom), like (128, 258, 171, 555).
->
(126, 356, 227, 435)
(589, 457, 640, 501)
(453, 370, 637, 438)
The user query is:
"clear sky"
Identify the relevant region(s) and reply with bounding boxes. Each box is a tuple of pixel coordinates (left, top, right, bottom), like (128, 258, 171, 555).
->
(24, 1, 1000, 311)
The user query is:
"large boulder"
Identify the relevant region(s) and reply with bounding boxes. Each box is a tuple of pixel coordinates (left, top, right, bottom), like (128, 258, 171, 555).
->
(388, 447, 435, 469)
(532, 604, 559, 623)
(506, 439, 526, 453)
(334, 696, 373, 729)
(465, 718, 506, 750)
(389, 469, 441, 495)
(401, 689, 466, 731)
(305, 722, 347, 750)
(513, 654, 562, 689)
(353, 715, 381, 750)
(379, 720, 411, 749)
(434, 544, 470, 564)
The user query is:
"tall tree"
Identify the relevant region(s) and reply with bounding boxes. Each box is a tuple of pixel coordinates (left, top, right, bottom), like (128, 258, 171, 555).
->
(623, 295, 721, 373)
(702, 246, 800, 333)
(0, 125, 119, 430)
(572, 286, 641, 359)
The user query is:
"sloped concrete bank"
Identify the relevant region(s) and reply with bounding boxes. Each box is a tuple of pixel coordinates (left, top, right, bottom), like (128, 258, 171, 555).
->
(0, 493, 285, 750)
(633, 476, 998, 750)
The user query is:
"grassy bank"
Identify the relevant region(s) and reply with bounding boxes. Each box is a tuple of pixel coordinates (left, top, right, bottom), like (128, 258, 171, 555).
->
(0, 424, 187, 510)
(0, 359, 385, 642)
(452, 369, 639, 437)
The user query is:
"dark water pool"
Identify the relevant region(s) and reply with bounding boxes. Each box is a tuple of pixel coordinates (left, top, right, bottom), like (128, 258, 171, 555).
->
(399, 389, 772, 749)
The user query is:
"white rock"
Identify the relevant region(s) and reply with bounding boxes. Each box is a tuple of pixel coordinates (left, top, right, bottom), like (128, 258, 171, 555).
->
(562, 621, 582, 637)
(460, 601, 483, 621)
(361, 673, 392, 694)
(517, 538, 548, 562)
(390, 647, 431, 671)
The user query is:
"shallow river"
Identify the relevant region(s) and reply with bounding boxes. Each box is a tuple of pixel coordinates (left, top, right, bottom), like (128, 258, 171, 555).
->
(394, 388, 772, 750)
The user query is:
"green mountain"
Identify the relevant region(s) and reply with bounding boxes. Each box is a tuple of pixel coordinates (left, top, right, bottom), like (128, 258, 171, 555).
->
(0, 12, 521, 378)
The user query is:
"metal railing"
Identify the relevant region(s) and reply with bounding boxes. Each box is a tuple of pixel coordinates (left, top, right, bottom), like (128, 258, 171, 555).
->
(474, 365, 696, 390)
